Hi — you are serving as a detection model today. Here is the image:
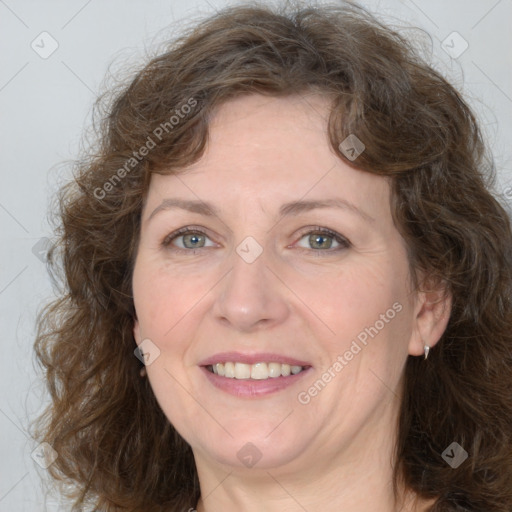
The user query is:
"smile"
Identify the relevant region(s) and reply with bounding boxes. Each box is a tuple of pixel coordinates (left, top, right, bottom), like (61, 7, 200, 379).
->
(201, 363, 312, 398)
(207, 361, 306, 380)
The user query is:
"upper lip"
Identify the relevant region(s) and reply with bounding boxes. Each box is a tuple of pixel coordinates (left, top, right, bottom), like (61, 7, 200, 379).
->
(198, 351, 311, 367)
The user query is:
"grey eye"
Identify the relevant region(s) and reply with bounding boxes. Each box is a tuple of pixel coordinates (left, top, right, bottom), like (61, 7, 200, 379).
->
(180, 233, 206, 248)
(296, 232, 341, 250)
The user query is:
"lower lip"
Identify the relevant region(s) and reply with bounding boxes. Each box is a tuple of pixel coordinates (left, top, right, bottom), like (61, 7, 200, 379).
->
(200, 366, 312, 398)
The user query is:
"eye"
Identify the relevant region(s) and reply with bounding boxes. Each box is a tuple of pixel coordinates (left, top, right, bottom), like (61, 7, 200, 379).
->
(295, 227, 350, 252)
(162, 227, 216, 251)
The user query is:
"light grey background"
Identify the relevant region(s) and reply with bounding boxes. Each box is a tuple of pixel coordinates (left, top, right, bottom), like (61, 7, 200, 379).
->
(1, 0, 511, 510)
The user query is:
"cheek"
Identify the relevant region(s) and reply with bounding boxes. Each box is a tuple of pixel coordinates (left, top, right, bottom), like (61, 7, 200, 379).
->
(290, 257, 404, 345)
(314, 262, 413, 388)
(133, 259, 208, 340)
(132, 263, 204, 420)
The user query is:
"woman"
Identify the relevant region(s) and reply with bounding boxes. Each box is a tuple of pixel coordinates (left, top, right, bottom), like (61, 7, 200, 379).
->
(33, 1, 512, 511)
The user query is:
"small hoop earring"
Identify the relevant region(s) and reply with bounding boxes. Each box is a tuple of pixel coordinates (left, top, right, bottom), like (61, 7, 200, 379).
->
(424, 345, 430, 360)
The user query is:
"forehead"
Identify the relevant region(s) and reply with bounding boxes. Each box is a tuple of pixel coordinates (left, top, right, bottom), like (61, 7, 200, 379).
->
(144, 94, 391, 221)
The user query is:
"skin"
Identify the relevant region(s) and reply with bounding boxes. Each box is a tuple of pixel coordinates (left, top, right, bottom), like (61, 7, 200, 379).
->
(132, 93, 451, 512)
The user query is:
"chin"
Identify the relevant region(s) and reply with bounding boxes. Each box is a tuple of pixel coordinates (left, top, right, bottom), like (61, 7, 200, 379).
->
(191, 424, 311, 471)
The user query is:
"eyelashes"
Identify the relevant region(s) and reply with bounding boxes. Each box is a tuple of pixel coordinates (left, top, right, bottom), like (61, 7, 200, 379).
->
(293, 227, 350, 252)
(161, 225, 351, 255)
(161, 227, 216, 251)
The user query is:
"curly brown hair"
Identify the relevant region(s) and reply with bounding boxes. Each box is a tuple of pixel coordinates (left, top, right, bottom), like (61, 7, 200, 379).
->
(32, 1, 512, 511)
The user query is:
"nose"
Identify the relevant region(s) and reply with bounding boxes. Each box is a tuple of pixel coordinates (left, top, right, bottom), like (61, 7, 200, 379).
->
(212, 245, 290, 332)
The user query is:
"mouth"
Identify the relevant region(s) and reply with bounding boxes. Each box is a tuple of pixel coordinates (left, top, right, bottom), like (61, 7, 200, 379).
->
(205, 361, 309, 380)
(199, 352, 312, 397)
(200, 354, 312, 398)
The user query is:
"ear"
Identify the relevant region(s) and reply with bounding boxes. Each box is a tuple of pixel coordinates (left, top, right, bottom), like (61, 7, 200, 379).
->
(408, 276, 452, 357)
(133, 314, 141, 345)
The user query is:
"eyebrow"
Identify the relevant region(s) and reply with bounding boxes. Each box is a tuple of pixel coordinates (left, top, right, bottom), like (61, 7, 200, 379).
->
(147, 198, 375, 224)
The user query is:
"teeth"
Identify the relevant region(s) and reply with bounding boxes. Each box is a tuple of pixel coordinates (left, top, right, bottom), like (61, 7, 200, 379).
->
(268, 362, 281, 378)
(210, 362, 305, 379)
(224, 362, 235, 378)
(251, 362, 268, 380)
(235, 362, 251, 379)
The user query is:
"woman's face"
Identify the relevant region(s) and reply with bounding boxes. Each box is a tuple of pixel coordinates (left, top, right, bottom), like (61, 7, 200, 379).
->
(132, 94, 430, 473)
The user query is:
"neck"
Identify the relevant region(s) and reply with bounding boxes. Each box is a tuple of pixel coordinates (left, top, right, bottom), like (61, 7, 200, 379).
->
(194, 464, 430, 512)
(193, 402, 430, 512)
